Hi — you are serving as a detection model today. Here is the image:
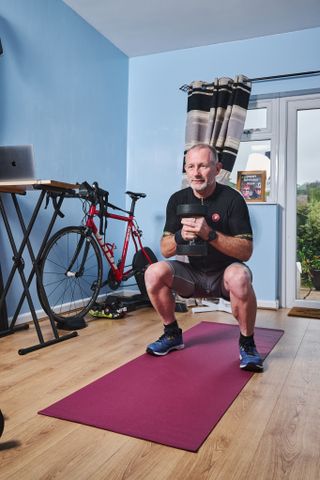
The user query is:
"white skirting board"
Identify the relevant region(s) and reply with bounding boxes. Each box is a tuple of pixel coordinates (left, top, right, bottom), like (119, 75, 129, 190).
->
(11, 295, 279, 325)
(192, 298, 279, 314)
(10, 292, 109, 326)
(257, 299, 280, 310)
(10, 308, 48, 326)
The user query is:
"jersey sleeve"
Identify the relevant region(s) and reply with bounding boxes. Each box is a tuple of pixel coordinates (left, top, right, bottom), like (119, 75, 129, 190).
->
(163, 193, 181, 234)
(228, 193, 253, 240)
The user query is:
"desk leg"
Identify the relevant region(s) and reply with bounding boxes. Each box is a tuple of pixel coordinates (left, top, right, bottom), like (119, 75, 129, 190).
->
(0, 192, 78, 353)
(9, 193, 64, 338)
(0, 193, 46, 342)
(0, 197, 30, 337)
(0, 263, 8, 331)
(18, 331, 78, 355)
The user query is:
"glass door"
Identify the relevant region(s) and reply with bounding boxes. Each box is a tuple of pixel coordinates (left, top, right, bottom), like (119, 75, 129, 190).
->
(285, 96, 320, 308)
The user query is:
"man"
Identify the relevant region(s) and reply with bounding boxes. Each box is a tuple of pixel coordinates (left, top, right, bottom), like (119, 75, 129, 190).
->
(145, 143, 263, 372)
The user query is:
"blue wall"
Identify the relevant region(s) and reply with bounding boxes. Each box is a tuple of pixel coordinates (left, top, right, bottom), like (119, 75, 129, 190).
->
(127, 27, 320, 303)
(247, 204, 280, 305)
(0, 0, 129, 316)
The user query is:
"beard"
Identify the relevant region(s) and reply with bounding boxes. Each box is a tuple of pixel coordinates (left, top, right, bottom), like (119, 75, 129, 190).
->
(189, 178, 213, 192)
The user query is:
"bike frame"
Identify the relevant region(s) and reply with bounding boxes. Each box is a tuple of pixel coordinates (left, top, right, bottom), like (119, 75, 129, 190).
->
(85, 204, 153, 283)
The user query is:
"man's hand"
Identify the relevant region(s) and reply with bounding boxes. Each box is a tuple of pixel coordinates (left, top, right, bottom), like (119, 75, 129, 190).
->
(181, 217, 211, 241)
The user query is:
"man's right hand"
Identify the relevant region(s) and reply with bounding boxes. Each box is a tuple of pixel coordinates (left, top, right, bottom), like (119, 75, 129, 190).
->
(181, 216, 210, 241)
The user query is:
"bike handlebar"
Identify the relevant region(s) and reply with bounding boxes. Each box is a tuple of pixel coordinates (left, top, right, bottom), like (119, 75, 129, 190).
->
(78, 181, 109, 235)
(78, 181, 147, 233)
(78, 181, 108, 203)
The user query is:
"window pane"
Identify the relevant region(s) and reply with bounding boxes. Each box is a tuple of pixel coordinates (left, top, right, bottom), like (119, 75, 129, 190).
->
(244, 108, 267, 130)
(229, 140, 271, 199)
(296, 108, 320, 301)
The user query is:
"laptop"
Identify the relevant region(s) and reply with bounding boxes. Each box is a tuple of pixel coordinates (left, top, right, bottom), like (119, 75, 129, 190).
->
(0, 145, 36, 182)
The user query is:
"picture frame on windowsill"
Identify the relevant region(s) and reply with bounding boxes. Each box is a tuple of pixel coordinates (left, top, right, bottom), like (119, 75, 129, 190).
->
(237, 170, 266, 202)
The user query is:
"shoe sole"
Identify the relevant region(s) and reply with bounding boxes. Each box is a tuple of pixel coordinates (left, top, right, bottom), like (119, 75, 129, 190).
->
(240, 362, 264, 372)
(146, 344, 185, 356)
(239, 353, 263, 372)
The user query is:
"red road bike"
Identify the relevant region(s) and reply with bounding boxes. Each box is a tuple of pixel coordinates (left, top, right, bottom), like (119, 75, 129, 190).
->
(37, 182, 157, 323)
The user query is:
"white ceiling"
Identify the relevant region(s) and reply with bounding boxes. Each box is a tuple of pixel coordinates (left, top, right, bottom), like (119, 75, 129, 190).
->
(63, 0, 320, 57)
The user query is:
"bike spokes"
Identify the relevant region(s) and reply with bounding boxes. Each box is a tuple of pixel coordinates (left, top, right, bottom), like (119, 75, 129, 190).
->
(39, 227, 102, 322)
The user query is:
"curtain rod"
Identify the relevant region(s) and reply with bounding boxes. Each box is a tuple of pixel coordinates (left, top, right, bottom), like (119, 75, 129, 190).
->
(179, 69, 320, 92)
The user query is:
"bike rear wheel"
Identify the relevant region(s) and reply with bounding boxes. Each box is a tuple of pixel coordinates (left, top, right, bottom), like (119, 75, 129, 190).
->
(132, 247, 158, 296)
(38, 226, 103, 323)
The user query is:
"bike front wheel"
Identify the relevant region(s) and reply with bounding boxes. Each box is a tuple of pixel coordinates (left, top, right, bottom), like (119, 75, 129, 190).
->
(38, 226, 103, 323)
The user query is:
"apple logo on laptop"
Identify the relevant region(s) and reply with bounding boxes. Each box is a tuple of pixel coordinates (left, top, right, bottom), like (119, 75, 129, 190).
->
(11, 161, 16, 167)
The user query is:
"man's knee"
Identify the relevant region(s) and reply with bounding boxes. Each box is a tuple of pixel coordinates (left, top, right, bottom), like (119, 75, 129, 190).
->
(224, 264, 252, 300)
(145, 261, 173, 292)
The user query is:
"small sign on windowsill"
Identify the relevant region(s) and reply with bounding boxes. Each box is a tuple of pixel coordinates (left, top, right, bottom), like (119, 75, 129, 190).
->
(236, 170, 266, 202)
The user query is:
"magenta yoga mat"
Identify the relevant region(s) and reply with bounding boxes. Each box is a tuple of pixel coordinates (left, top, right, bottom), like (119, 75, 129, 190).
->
(39, 322, 284, 452)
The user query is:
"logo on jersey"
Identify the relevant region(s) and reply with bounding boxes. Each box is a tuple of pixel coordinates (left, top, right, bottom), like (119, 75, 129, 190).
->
(211, 213, 220, 222)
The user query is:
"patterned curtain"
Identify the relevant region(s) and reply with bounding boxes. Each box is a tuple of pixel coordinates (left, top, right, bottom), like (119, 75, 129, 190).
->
(184, 75, 251, 184)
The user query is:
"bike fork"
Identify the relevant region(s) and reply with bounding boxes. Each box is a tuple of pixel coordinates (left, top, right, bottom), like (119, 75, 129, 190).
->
(65, 234, 90, 277)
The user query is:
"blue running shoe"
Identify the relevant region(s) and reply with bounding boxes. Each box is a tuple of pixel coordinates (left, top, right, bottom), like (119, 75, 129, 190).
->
(239, 345, 263, 372)
(146, 330, 184, 356)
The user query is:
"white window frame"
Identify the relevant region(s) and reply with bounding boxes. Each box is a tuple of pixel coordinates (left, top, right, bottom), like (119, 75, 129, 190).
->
(280, 93, 320, 308)
(238, 91, 320, 308)
(240, 99, 279, 204)
(242, 99, 273, 137)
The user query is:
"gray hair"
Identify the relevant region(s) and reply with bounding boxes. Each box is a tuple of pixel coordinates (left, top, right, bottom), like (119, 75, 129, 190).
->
(186, 144, 219, 164)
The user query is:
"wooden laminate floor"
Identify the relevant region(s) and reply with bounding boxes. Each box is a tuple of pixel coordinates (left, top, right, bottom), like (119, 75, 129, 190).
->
(0, 307, 319, 480)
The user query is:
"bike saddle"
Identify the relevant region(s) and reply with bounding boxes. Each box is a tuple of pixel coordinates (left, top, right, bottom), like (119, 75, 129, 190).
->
(125, 191, 146, 199)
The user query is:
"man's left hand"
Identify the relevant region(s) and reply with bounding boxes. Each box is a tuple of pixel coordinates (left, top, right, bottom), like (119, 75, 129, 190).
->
(180, 217, 211, 241)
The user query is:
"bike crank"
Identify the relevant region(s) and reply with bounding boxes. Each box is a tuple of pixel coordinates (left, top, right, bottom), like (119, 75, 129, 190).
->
(107, 269, 121, 290)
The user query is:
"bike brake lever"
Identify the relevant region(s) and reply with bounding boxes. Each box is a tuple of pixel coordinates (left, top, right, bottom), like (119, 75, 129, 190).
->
(92, 182, 109, 199)
(79, 181, 94, 200)
(92, 182, 107, 235)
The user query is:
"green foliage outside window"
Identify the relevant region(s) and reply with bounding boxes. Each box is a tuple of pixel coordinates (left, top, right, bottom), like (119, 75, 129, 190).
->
(297, 185, 320, 287)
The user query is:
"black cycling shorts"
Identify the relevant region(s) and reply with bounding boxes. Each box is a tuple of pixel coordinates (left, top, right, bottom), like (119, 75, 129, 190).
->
(166, 260, 252, 300)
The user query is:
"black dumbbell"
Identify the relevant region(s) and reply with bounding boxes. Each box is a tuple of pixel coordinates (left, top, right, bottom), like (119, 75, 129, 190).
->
(176, 204, 208, 256)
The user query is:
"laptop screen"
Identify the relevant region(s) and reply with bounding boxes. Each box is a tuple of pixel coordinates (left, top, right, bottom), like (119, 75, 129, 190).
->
(0, 145, 36, 182)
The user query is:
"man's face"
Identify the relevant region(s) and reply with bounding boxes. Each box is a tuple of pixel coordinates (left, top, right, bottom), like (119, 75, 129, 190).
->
(185, 148, 220, 194)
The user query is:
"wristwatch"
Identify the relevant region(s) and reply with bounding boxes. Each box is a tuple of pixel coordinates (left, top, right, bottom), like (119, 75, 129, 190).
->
(207, 229, 217, 242)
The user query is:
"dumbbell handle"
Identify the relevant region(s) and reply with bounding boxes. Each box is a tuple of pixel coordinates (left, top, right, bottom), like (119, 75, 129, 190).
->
(176, 203, 208, 256)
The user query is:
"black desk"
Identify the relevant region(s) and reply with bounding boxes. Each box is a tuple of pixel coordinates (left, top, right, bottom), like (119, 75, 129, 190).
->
(0, 180, 79, 354)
